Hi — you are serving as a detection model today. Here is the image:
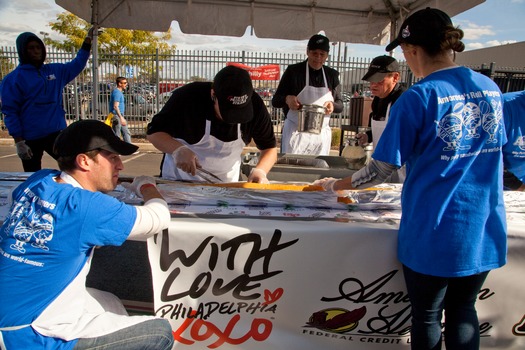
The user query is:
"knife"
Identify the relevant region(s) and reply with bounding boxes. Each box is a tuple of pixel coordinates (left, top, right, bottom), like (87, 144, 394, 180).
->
(195, 167, 222, 183)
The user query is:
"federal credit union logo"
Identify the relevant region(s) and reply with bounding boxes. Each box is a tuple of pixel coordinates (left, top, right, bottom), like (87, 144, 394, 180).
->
(305, 306, 367, 333)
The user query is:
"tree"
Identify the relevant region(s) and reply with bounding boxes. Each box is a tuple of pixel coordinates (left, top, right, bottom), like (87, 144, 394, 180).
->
(46, 12, 90, 51)
(47, 12, 176, 79)
(97, 27, 174, 81)
(0, 48, 16, 81)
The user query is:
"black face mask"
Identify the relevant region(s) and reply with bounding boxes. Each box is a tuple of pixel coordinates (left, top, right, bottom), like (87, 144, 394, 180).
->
(16, 33, 46, 66)
(25, 41, 45, 66)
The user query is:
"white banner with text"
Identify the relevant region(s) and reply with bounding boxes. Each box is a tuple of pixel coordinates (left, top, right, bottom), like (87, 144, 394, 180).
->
(148, 218, 525, 350)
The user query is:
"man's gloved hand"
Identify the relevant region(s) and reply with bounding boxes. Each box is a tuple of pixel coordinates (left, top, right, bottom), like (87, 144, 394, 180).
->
(86, 26, 95, 41)
(312, 177, 349, 197)
(171, 145, 200, 175)
(121, 175, 157, 197)
(15, 140, 33, 160)
(356, 132, 369, 146)
(83, 26, 95, 46)
(323, 100, 334, 114)
(248, 168, 269, 184)
(285, 95, 301, 111)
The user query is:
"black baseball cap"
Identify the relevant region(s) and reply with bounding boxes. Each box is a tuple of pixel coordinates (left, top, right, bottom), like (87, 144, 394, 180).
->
(54, 119, 138, 157)
(307, 34, 330, 52)
(213, 66, 254, 124)
(362, 56, 400, 83)
(386, 7, 453, 52)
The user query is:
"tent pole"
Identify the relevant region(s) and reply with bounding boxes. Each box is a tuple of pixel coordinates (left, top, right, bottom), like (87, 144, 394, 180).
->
(91, 0, 99, 120)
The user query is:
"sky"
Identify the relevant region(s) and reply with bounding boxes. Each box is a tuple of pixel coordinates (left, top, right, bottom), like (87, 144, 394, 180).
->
(0, 0, 523, 60)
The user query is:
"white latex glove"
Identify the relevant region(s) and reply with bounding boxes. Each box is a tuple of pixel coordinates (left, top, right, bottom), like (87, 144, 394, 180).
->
(15, 140, 33, 160)
(171, 145, 200, 175)
(248, 168, 269, 184)
(312, 177, 350, 197)
(121, 175, 157, 197)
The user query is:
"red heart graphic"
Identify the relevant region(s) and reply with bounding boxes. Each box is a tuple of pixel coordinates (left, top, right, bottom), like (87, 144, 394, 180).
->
(263, 288, 284, 305)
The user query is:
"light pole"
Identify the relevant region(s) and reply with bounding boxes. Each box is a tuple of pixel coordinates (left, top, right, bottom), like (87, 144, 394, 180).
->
(39, 31, 49, 42)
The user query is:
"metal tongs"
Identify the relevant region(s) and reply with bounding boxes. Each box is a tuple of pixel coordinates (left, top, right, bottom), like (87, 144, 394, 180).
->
(195, 167, 222, 184)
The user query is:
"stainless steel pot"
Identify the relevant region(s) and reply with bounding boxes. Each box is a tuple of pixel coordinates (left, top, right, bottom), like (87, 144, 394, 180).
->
(297, 104, 326, 134)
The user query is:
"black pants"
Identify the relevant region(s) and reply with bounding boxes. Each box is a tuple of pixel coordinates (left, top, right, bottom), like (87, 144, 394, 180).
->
(22, 131, 61, 172)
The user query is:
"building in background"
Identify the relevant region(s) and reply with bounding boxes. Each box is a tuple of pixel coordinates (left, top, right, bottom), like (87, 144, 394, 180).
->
(456, 42, 525, 69)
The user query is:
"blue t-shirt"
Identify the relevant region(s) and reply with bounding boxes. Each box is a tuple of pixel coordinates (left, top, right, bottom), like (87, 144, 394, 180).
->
(502, 90, 525, 182)
(110, 88, 125, 115)
(373, 66, 507, 277)
(0, 169, 137, 349)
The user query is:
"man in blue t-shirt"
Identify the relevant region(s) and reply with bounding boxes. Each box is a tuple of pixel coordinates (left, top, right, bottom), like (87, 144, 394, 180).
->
(0, 120, 173, 350)
(110, 76, 133, 145)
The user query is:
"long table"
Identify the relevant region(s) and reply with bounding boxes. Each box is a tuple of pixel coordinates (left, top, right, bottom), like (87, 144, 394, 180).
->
(1, 175, 524, 349)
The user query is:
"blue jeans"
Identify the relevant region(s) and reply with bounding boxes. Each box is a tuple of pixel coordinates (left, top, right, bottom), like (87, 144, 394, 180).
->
(73, 319, 174, 350)
(402, 265, 489, 350)
(112, 116, 132, 144)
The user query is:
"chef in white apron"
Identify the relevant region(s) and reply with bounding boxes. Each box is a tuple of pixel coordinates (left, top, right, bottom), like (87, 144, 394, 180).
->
(281, 64, 334, 155)
(273, 34, 343, 156)
(147, 66, 277, 184)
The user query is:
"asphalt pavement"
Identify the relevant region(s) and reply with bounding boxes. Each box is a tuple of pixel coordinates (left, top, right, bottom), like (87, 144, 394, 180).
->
(0, 139, 165, 178)
(1, 138, 343, 182)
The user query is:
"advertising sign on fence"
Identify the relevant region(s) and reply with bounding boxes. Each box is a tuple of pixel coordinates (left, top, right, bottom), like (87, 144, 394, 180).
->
(227, 62, 280, 80)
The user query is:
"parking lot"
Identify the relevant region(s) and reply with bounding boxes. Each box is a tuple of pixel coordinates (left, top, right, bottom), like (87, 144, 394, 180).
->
(0, 140, 164, 179)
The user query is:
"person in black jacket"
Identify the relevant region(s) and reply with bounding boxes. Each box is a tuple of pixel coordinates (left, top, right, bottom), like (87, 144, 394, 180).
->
(147, 66, 277, 183)
(357, 55, 406, 182)
(272, 34, 343, 155)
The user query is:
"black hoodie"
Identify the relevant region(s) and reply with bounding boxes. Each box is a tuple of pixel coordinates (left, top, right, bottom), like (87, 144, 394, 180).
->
(16, 32, 46, 67)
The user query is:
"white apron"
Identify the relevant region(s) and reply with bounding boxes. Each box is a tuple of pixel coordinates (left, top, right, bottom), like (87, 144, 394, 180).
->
(0, 252, 154, 345)
(31, 252, 156, 340)
(370, 103, 406, 183)
(281, 65, 334, 155)
(370, 102, 391, 147)
(162, 119, 245, 182)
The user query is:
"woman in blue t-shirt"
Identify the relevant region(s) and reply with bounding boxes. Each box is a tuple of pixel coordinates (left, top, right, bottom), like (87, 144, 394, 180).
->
(314, 8, 509, 350)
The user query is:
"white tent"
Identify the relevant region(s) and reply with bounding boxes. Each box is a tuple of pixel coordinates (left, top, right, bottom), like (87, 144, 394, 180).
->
(56, 0, 484, 44)
(55, 0, 485, 116)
